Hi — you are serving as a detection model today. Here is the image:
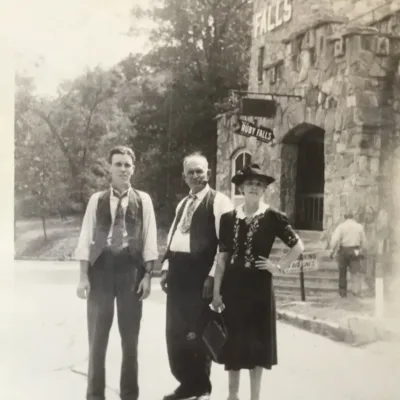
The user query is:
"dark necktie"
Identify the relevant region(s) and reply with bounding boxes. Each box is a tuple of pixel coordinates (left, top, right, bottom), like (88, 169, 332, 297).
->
(111, 190, 129, 251)
(180, 193, 197, 234)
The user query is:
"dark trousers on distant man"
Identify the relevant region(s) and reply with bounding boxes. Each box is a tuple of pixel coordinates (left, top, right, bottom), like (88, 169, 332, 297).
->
(337, 246, 363, 297)
(86, 247, 143, 400)
(166, 252, 212, 398)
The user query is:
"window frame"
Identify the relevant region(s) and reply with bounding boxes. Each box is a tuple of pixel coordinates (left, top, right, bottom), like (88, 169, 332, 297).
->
(257, 46, 265, 84)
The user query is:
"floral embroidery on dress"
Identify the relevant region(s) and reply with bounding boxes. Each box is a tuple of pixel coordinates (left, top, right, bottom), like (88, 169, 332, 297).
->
(230, 212, 263, 268)
(230, 215, 241, 265)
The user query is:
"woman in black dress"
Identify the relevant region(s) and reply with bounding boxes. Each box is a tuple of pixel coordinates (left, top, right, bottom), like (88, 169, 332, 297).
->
(212, 164, 304, 400)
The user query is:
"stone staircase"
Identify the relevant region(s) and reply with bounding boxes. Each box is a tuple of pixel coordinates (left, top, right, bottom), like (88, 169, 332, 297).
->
(269, 230, 339, 304)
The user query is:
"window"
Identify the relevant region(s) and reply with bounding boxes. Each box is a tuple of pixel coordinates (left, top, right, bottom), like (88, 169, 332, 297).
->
(270, 61, 284, 84)
(270, 67, 277, 84)
(231, 150, 252, 206)
(257, 46, 265, 83)
(319, 36, 324, 53)
(309, 47, 316, 66)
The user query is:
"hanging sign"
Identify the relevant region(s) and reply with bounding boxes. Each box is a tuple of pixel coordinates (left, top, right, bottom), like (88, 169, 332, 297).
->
(240, 97, 277, 118)
(235, 120, 275, 143)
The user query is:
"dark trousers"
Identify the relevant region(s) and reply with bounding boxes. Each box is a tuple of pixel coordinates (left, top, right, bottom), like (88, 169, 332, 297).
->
(166, 253, 212, 397)
(337, 246, 363, 297)
(87, 248, 143, 400)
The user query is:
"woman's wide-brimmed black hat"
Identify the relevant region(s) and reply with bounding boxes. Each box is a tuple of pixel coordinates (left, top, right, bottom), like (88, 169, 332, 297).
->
(231, 163, 275, 186)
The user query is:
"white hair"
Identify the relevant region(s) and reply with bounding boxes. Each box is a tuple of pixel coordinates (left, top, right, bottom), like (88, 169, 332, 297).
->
(183, 152, 209, 169)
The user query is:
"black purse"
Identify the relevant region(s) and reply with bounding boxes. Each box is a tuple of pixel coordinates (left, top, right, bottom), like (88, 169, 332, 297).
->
(202, 311, 228, 364)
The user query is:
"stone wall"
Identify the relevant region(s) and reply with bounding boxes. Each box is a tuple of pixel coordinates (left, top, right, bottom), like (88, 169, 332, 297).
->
(216, 113, 282, 209)
(387, 60, 400, 312)
(217, 5, 400, 241)
(249, 1, 397, 92)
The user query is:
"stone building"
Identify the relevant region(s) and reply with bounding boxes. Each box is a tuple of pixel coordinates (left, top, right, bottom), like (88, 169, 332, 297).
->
(216, 1, 400, 305)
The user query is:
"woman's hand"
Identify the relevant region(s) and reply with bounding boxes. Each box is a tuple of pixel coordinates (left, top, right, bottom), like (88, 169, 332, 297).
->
(211, 294, 225, 313)
(255, 256, 281, 274)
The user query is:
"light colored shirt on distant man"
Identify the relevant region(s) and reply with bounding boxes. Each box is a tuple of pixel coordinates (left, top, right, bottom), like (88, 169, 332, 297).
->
(330, 218, 367, 252)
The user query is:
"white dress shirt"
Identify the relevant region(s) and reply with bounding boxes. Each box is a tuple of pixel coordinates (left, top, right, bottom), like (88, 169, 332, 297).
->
(75, 187, 159, 263)
(330, 218, 367, 251)
(161, 184, 234, 276)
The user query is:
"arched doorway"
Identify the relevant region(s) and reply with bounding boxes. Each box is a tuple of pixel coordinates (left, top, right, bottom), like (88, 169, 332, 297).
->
(281, 123, 325, 231)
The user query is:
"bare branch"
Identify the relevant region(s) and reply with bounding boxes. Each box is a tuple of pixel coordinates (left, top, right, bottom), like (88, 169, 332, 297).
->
(31, 108, 80, 178)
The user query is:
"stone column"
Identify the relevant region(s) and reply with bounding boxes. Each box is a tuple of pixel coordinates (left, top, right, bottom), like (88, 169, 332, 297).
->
(387, 61, 400, 316)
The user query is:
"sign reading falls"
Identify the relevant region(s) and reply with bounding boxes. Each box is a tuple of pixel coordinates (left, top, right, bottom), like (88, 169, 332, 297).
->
(235, 120, 275, 144)
(253, 0, 292, 37)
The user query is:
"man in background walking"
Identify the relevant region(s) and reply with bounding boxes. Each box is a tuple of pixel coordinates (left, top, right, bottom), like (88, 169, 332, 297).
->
(75, 145, 158, 400)
(330, 211, 367, 298)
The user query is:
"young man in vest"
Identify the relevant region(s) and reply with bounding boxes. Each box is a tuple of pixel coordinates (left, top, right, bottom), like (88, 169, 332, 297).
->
(75, 146, 158, 400)
(160, 152, 233, 400)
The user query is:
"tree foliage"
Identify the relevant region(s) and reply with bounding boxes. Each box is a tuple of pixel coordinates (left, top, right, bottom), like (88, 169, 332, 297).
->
(129, 0, 252, 221)
(15, 1, 252, 230)
(15, 66, 137, 220)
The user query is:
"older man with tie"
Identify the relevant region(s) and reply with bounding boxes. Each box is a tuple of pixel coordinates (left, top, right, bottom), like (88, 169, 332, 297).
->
(160, 152, 234, 400)
(75, 145, 158, 400)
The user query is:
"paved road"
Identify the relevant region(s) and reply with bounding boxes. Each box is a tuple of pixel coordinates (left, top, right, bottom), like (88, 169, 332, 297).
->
(2, 261, 400, 400)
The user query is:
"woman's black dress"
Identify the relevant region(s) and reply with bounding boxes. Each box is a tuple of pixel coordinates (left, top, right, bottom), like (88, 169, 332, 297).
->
(218, 206, 299, 371)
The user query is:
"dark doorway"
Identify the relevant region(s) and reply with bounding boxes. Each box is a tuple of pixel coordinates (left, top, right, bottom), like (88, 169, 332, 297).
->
(295, 129, 325, 230)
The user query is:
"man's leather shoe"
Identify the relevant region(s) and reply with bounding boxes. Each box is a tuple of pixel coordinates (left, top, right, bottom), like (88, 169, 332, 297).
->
(162, 393, 196, 400)
(162, 393, 179, 400)
(196, 394, 210, 400)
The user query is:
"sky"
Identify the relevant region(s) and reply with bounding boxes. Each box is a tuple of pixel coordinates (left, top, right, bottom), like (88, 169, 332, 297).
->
(11, 0, 155, 97)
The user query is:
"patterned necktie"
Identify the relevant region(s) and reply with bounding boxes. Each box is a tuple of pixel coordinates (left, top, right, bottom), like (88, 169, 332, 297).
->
(111, 190, 129, 251)
(180, 194, 197, 234)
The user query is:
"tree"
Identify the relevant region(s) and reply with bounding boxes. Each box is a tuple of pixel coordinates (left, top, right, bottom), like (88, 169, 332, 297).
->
(147, 0, 252, 165)
(126, 0, 252, 222)
(15, 75, 70, 238)
(15, 67, 136, 212)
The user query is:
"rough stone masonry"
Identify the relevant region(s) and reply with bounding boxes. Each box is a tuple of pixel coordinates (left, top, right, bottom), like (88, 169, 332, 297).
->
(215, 1, 400, 312)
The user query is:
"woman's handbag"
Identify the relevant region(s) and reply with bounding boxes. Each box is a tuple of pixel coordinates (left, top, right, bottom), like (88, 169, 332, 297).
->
(202, 311, 228, 364)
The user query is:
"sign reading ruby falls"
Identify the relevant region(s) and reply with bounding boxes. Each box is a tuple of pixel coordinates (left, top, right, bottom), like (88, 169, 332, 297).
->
(235, 120, 275, 144)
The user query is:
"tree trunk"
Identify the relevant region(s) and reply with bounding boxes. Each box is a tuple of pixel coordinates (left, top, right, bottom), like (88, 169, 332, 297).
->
(42, 216, 48, 241)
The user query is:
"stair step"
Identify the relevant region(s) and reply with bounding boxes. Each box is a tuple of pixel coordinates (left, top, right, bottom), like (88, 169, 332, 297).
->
(295, 229, 324, 242)
(274, 283, 337, 293)
(273, 275, 337, 287)
(268, 256, 337, 272)
(269, 245, 325, 254)
(275, 293, 337, 304)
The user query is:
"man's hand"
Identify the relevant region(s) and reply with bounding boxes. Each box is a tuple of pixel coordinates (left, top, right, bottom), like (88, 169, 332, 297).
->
(77, 276, 90, 299)
(160, 270, 168, 293)
(211, 294, 225, 313)
(203, 276, 214, 299)
(137, 274, 151, 301)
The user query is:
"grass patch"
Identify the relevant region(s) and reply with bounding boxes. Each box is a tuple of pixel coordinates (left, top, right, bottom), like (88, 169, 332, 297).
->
(280, 297, 375, 327)
(15, 217, 169, 268)
(16, 226, 81, 260)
